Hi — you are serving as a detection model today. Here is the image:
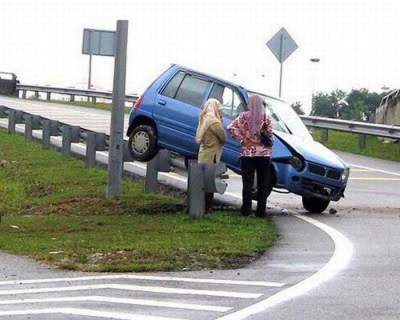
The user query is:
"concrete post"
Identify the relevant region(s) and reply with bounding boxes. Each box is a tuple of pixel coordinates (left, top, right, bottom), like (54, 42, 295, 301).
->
(46, 92, 51, 101)
(92, 97, 97, 104)
(70, 94, 75, 102)
(61, 125, 72, 156)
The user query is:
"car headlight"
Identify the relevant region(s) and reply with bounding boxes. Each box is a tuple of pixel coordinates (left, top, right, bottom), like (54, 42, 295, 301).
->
(341, 168, 350, 182)
(290, 156, 304, 171)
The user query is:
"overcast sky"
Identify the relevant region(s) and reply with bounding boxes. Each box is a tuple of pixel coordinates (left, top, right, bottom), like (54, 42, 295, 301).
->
(1, 0, 399, 113)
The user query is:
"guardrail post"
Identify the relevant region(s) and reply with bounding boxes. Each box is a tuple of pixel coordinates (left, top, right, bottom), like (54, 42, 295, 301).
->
(123, 141, 135, 162)
(61, 125, 72, 156)
(42, 120, 60, 149)
(46, 92, 51, 101)
(34, 91, 39, 99)
(187, 161, 228, 218)
(359, 134, 366, 149)
(61, 125, 80, 156)
(188, 161, 205, 218)
(22, 90, 27, 99)
(70, 94, 75, 102)
(85, 132, 107, 167)
(145, 150, 171, 193)
(24, 115, 42, 142)
(92, 97, 96, 104)
(8, 109, 15, 133)
(24, 115, 33, 142)
(7, 110, 24, 134)
(321, 128, 329, 142)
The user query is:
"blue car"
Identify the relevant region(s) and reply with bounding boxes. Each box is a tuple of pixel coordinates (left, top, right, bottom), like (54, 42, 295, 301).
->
(127, 64, 349, 213)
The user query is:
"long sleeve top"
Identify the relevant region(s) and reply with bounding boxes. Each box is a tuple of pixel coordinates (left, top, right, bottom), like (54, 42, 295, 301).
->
(227, 111, 273, 157)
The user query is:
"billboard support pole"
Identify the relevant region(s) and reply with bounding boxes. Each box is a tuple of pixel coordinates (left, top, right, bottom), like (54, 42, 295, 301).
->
(88, 53, 92, 90)
(106, 20, 128, 198)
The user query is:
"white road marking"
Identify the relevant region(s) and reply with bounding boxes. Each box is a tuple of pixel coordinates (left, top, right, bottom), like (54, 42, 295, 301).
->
(0, 273, 283, 287)
(349, 177, 400, 181)
(0, 308, 185, 320)
(348, 163, 400, 177)
(0, 296, 231, 312)
(216, 214, 354, 320)
(0, 283, 262, 299)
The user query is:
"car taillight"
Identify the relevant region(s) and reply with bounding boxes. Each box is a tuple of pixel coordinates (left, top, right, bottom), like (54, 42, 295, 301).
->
(133, 95, 143, 109)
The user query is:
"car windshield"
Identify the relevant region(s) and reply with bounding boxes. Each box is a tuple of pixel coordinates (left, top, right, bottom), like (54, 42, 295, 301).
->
(248, 92, 313, 141)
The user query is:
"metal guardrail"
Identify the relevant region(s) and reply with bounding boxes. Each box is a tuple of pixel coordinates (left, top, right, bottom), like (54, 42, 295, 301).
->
(0, 105, 227, 218)
(16, 84, 138, 104)
(8, 83, 400, 143)
(301, 115, 400, 147)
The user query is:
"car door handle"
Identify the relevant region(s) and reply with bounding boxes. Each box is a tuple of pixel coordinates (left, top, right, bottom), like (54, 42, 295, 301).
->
(158, 99, 166, 106)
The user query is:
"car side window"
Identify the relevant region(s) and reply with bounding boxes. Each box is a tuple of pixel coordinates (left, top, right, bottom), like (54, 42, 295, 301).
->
(161, 71, 185, 98)
(209, 83, 245, 118)
(174, 74, 211, 108)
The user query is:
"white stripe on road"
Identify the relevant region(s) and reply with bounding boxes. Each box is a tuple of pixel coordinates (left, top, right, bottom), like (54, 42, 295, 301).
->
(0, 296, 231, 312)
(0, 274, 284, 288)
(348, 163, 400, 177)
(216, 214, 354, 320)
(0, 308, 185, 320)
(0, 283, 262, 299)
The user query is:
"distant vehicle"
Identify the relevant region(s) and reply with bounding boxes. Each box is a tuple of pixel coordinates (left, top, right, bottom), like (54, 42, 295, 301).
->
(126, 64, 349, 213)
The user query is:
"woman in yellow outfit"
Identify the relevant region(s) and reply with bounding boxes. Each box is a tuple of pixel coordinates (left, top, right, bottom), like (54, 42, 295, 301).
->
(195, 98, 227, 211)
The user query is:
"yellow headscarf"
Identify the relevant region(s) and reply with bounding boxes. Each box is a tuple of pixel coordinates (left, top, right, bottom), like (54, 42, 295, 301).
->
(195, 98, 223, 144)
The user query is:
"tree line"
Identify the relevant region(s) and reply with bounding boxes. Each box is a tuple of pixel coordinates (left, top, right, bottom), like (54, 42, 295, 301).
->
(290, 89, 390, 121)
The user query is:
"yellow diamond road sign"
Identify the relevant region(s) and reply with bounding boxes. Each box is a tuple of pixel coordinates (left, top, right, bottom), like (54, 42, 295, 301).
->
(266, 27, 298, 63)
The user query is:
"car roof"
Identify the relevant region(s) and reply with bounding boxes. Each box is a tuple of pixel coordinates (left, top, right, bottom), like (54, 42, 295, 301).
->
(170, 64, 285, 103)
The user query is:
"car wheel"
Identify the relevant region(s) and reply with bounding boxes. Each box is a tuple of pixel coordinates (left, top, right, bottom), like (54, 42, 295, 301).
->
(128, 124, 158, 161)
(302, 196, 330, 213)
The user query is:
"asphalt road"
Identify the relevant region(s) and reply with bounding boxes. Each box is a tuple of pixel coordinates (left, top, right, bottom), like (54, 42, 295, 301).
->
(0, 96, 399, 319)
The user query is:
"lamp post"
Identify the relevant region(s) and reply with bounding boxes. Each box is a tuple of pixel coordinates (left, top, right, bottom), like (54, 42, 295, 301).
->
(310, 57, 320, 113)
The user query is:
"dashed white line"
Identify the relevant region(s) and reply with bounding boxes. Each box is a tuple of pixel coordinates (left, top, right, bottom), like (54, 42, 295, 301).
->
(1, 283, 262, 299)
(0, 296, 231, 312)
(0, 308, 185, 320)
(0, 274, 283, 287)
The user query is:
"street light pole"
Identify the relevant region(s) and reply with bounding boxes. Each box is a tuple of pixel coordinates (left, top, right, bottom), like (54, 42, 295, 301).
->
(310, 57, 320, 113)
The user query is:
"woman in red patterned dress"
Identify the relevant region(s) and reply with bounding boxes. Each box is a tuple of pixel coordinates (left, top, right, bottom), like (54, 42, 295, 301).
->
(227, 95, 273, 217)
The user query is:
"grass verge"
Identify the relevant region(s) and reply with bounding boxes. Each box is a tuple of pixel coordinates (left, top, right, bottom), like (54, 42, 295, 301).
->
(0, 128, 276, 272)
(312, 128, 400, 162)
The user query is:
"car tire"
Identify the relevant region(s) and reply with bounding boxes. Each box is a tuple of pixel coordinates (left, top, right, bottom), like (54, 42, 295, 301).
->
(128, 124, 158, 161)
(302, 196, 330, 213)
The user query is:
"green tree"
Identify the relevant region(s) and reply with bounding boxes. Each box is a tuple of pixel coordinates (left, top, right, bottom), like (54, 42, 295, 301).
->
(311, 89, 346, 118)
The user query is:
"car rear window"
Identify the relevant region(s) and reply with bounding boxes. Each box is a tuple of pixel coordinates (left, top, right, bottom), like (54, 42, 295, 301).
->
(161, 71, 185, 98)
(175, 75, 211, 108)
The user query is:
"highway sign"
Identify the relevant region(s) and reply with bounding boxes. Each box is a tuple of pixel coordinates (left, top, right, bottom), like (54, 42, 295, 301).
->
(266, 27, 298, 63)
(82, 29, 116, 57)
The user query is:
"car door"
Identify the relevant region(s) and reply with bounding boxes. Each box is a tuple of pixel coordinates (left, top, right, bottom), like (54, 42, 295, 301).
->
(154, 71, 212, 157)
(208, 82, 246, 172)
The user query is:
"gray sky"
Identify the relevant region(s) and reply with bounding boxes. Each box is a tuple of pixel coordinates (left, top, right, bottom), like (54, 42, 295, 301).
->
(1, 0, 399, 113)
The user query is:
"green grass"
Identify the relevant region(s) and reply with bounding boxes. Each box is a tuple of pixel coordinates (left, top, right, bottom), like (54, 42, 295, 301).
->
(312, 128, 400, 162)
(27, 98, 132, 114)
(0, 129, 276, 272)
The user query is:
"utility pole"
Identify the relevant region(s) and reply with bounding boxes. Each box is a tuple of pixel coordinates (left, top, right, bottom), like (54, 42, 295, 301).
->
(107, 20, 128, 198)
